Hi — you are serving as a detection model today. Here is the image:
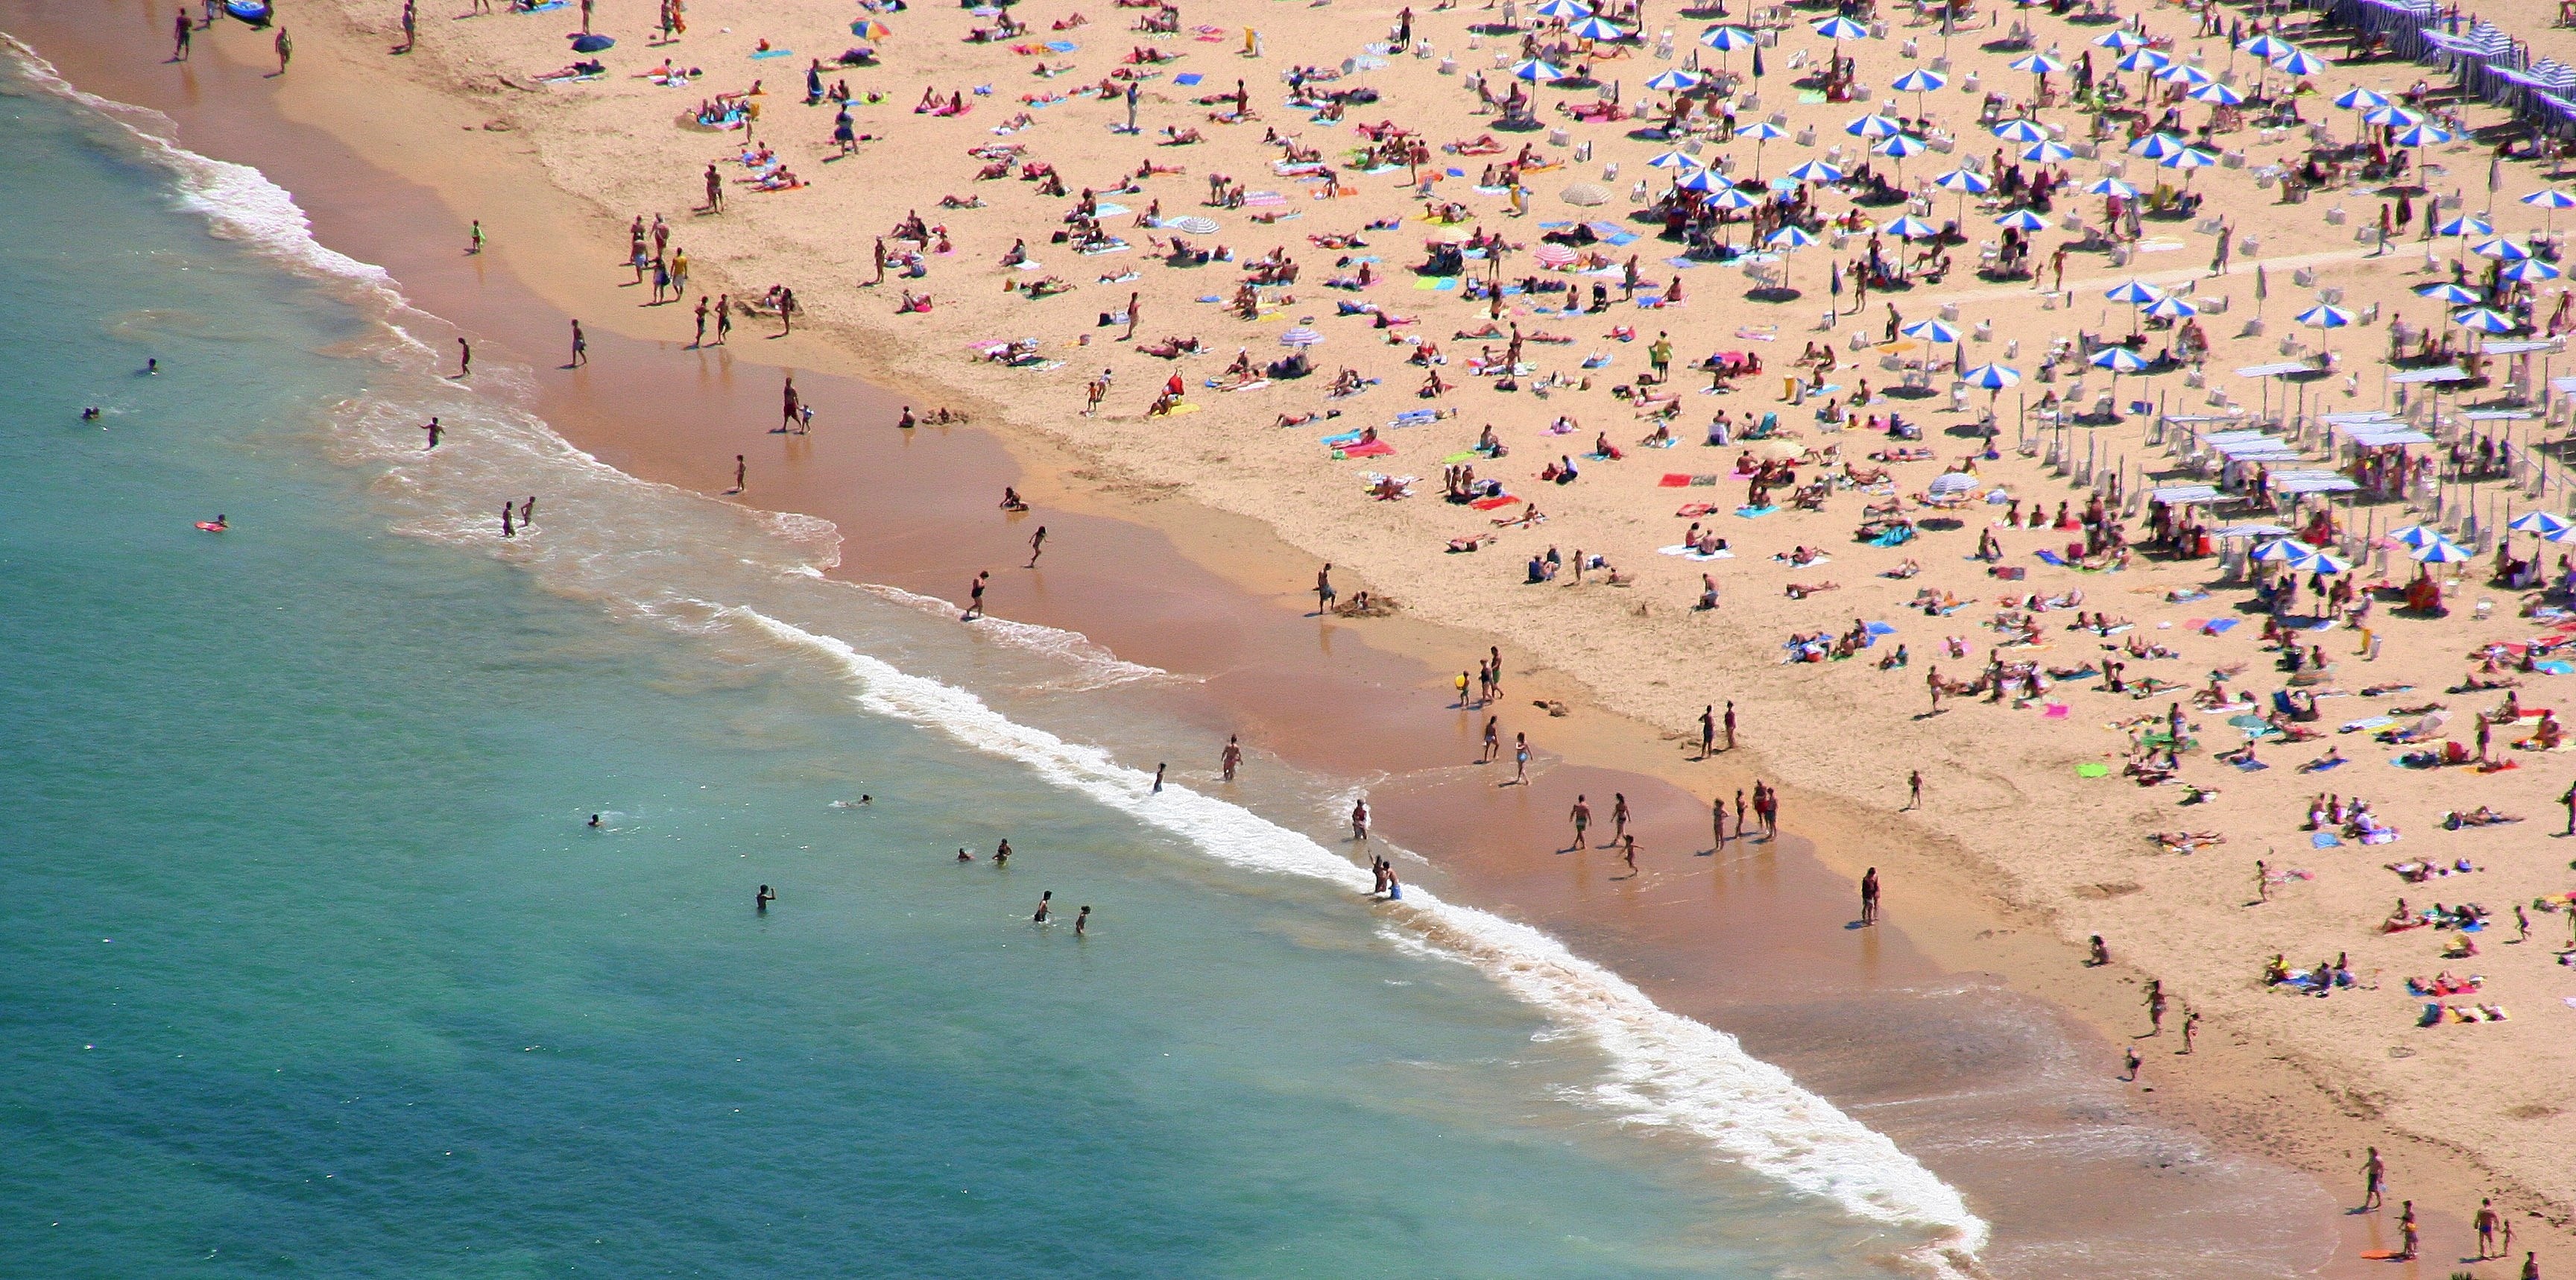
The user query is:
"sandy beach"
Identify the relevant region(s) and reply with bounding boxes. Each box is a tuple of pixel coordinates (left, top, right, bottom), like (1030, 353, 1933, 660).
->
(36, 0, 2576, 1269)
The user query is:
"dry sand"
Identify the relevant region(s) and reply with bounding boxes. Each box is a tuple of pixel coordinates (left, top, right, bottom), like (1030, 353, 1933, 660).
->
(101, 0, 2576, 1266)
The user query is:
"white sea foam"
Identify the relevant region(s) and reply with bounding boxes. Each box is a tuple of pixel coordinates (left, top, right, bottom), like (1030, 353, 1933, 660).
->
(857, 583, 1176, 691)
(727, 605, 1991, 1274)
(10, 45, 1988, 1269)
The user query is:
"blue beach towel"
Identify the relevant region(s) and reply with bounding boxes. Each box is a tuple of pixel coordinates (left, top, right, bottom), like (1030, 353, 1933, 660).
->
(1175, 72, 1204, 85)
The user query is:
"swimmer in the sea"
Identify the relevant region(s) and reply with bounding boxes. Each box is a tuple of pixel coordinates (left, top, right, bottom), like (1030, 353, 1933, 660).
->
(994, 838, 1011, 866)
(1152, 763, 1165, 793)
(587, 813, 602, 828)
(81, 406, 101, 421)
(1074, 905, 1090, 936)
(201, 514, 227, 532)
(423, 417, 443, 448)
(144, 358, 159, 375)
(1033, 890, 1052, 922)
(956, 847, 974, 862)
(756, 884, 776, 912)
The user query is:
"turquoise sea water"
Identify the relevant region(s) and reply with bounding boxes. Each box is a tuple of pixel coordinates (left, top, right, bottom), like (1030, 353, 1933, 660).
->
(0, 50, 1983, 1279)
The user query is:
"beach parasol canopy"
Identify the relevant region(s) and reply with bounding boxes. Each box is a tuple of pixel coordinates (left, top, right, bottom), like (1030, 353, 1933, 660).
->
(1960, 362, 2022, 388)
(1705, 186, 1763, 209)
(2250, 537, 2304, 562)
(569, 32, 614, 51)
(2008, 52, 2065, 75)
(1846, 113, 1904, 137)
(2190, 81, 2247, 105)
(1279, 325, 1323, 346)
(1890, 68, 1948, 93)
(1813, 15, 1869, 40)
(2434, 213, 2494, 238)
(2090, 346, 2150, 372)
(1875, 133, 1929, 160)
(2094, 30, 2147, 51)
(2292, 545, 2355, 575)
(1902, 317, 1961, 343)
(2522, 188, 2576, 210)
(1559, 182, 1611, 206)
(2452, 306, 2516, 334)
(1881, 214, 1939, 238)
(2237, 33, 2295, 59)
(2128, 131, 2188, 160)
(1169, 215, 1222, 234)
(2162, 147, 2219, 172)
(2471, 236, 2532, 261)
(2115, 48, 2171, 74)
(1566, 14, 1629, 40)
(1736, 120, 1787, 142)
(2296, 303, 2356, 329)
(854, 18, 893, 38)
(2087, 177, 2140, 198)
(1535, 0, 1594, 16)
(1992, 119, 2050, 142)
(1925, 471, 1979, 499)
(1701, 24, 1758, 49)
(2142, 294, 2199, 319)
(1672, 167, 1723, 191)
(1933, 168, 1993, 194)
(2364, 104, 2421, 128)
(1766, 224, 1818, 248)
(2411, 539, 2472, 564)
(2270, 48, 2327, 78)
(1646, 149, 1702, 168)
(2500, 258, 2563, 283)
(1784, 159, 1845, 183)
(2508, 511, 2572, 537)
(1532, 242, 1579, 265)
(2385, 524, 2440, 549)
(1512, 58, 1568, 81)
(2022, 140, 2077, 163)
(2390, 122, 2453, 148)
(2215, 523, 2294, 537)
(1644, 68, 1703, 91)
(1994, 209, 2051, 230)
(2159, 63, 2214, 88)
(2334, 86, 2391, 110)
(2104, 279, 2165, 304)
(2415, 282, 2483, 303)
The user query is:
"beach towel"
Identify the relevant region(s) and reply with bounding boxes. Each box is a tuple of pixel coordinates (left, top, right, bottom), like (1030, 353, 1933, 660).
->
(1658, 473, 1692, 487)
(1673, 502, 1718, 517)
(2312, 832, 2343, 848)
(2042, 703, 2070, 719)
(2540, 661, 2576, 675)
(2033, 549, 2068, 567)
(1735, 505, 1776, 518)
(1470, 494, 1519, 510)
(2339, 716, 2395, 734)
(2200, 618, 2239, 634)
(1175, 72, 1204, 85)
(1337, 440, 1394, 457)
(2075, 762, 2110, 778)
(2229, 757, 2271, 772)
(1657, 545, 1735, 560)
(751, 48, 796, 59)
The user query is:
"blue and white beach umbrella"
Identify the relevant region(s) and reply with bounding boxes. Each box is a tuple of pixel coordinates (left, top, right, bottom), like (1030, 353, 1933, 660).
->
(1672, 167, 1723, 191)
(2524, 187, 2576, 236)
(1891, 68, 1947, 93)
(2008, 52, 2065, 75)
(2471, 236, 2532, 261)
(2090, 346, 2150, 373)
(2086, 176, 2140, 198)
(1644, 68, 1702, 92)
(2190, 81, 2247, 105)
(1875, 133, 1929, 159)
(2452, 306, 2516, 334)
(1846, 112, 1904, 138)
(2293, 544, 2355, 575)
(2115, 48, 2171, 75)
(1705, 185, 1762, 210)
(1813, 15, 1869, 41)
(2296, 303, 2355, 328)
(1992, 118, 2049, 142)
(2159, 63, 2214, 88)
(1735, 120, 1787, 142)
(2500, 258, 2563, 283)
(2270, 48, 2326, 78)
(2104, 279, 2165, 304)
(1784, 159, 1844, 183)
(1933, 168, 1992, 194)
(2390, 122, 2452, 148)
(1960, 362, 2022, 389)
(1567, 15, 1628, 40)
(2415, 282, 2483, 303)
(2022, 140, 2076, 163)
(2333, 86, 2390, 110)
(1902, 317, 1961, 343)
(1535, 0, 1593, 16)
(2411, 539, 2472, 565)
(2250, 537, 2304, 563)
(1765, 224, 1817, 248)
(2434, 212, 2493, 238)
(2128, 131, 2188, 160)
(2237, 33, 2295, 59)
(2508, 511, 2572, 537)
(2142, 294, 2198, 319)
(1700, 24, 1758, 49)
(1881, 213, 1939, 239)
(2094, 30, 2146, 51)
(1993, 208, 2051, 231)
(1646, 149, 1701, 168)
(2364, 104, 2420, 128)
(2385, 523, 2440, 549)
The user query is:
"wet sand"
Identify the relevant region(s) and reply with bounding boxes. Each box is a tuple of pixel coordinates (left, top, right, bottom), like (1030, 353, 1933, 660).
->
(0, 5, 2463, 1273)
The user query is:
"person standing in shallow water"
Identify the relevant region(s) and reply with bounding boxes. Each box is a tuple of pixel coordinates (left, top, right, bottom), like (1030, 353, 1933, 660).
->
(1220, 735, 1241, 781)
(755, 884, 775, 913)
(1859, 867, 1879, 924)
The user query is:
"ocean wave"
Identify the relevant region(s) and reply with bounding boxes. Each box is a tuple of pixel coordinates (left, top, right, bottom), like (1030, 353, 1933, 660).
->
(855, 583, 1178, 691)
(724, 604, 1991, 1275)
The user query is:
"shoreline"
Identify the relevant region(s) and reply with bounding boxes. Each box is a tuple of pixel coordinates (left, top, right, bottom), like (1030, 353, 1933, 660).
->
(15, 1, 2565, 1270)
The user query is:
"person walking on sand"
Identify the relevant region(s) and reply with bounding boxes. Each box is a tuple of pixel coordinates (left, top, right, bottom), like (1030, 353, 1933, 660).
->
(692, 295, 710, 347)
(2179, 1008, 2199, 1053)
(703, 163, 724, 215)
(1123, 291, 1141, 341)
(1611, 792, 1629, 844)
(964, 570, 989, 619)
(2360, 1147, 2386, 1211)
(728, 454, 745, 494)
(469, 220, 485, 256)
(2476, 1198, 2501, 1259)
(1568, 795, 1591, 850)
(2558, 776, 2575, 834)
(569, 320, 587, 368)
(272, 26, 291, 75)
(1221, 734, 1241, 781)
(2145, 980, 2167, 1035)
(173, 7, 192, 60)
(1351, 797, 1370, 843)
(1315, 563, 1334, 614)
(2209, 220, 2232, 276)
(1026, 525, 1046, 567)
(1512, 733, 1530, 786)
(780, 376, 801, 432)
(714, 295, 733, 345)
(1860, 866, 1879, 924)
(1904, 768, 1922, 810)
(1723, 701, 1737, 751)
(1481, 716, 1500, 763)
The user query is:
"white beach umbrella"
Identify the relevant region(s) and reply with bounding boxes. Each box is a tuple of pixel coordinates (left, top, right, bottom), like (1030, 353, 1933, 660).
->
(2524, 186, 2576, 236)
(2501, 258, 2562, 283)
(2416, 282, 2482, 304)
(2094, 30, 2147, 51)
(1960, 362, 2021, 388)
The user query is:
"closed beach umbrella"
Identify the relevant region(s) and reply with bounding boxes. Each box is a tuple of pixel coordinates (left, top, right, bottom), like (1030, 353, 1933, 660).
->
(2022, 140, 2076, 163)
(1512, 59, 1567, 82)
(1902, 317, 1960, 343)
(1559, 182, 1611, 206)
(1994, 208, 2050, 231)
(1784, 159, 1844, 184)
(1992, 118, 2049, 143)
(2190, 81, 2246, 106)
(1846, 112, 1903, 138)
(2501, 258, 2562, 283)
(1644, 68, 1702, 92)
